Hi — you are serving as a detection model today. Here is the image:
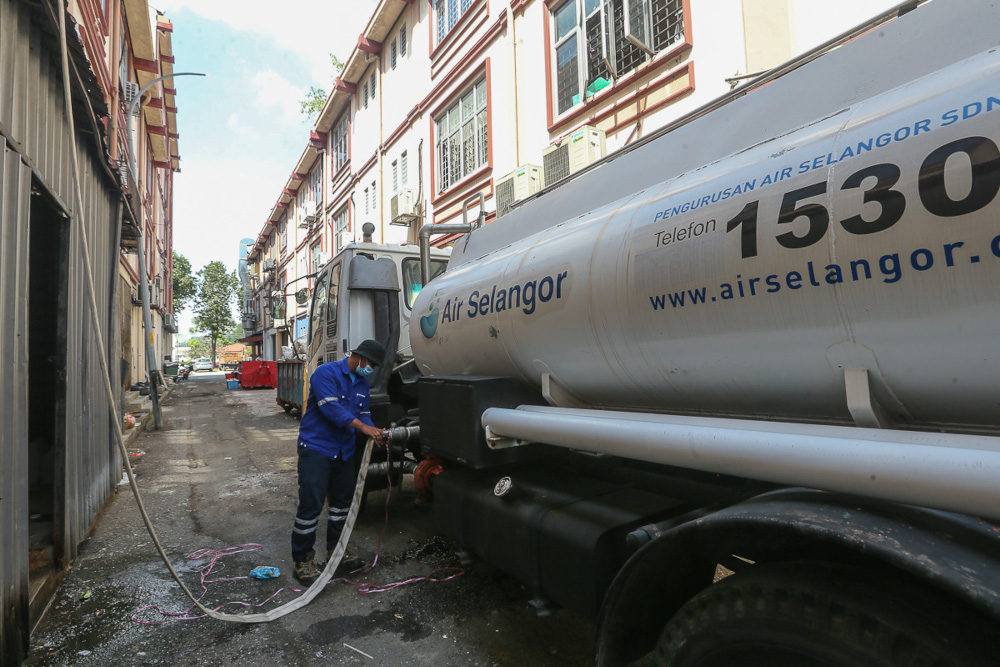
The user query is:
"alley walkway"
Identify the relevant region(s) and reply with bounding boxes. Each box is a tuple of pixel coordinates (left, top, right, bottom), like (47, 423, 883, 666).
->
(27, 372, 593, 666)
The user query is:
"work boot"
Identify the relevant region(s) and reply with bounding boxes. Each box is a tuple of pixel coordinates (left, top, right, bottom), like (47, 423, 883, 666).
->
(334, 554, 367, 576)
(292, 556, 322, 586)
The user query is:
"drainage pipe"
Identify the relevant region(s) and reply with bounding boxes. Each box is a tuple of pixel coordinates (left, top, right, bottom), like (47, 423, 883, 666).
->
(481, 406, 1000, 521)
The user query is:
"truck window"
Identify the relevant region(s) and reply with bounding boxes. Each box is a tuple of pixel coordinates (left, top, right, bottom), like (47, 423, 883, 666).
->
(308, 270, 328, 348)
(327, 262, 342, 327)
(402, 258, 448, 309)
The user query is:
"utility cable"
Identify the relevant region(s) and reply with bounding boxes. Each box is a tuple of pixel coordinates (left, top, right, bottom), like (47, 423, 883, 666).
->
(56, 3, 373, 623)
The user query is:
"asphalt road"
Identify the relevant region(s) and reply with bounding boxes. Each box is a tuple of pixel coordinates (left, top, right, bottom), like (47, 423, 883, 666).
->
(28, 371, 596, 666)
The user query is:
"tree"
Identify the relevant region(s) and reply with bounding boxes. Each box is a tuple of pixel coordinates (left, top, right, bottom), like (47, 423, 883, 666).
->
(186, 337, 209, 360)
(192, 261, 239, 365)
(173, 253, 196, 313)
(298, 53, 345, 121)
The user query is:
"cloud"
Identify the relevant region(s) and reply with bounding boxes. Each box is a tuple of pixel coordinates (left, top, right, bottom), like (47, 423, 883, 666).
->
(226, 112, 250, 135)
(252, 69, 303, 124)
(158, 0, 379, 85)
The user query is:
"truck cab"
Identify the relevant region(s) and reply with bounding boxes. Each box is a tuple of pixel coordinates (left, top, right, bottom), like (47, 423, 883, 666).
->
(304, 240, 448, 424)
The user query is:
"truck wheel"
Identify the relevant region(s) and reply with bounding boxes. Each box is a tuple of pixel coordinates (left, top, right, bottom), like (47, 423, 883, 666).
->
(653, 561, 995, 666)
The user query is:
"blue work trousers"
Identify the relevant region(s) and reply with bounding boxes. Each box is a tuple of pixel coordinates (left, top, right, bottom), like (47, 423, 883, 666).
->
(291, 445, 357, 563)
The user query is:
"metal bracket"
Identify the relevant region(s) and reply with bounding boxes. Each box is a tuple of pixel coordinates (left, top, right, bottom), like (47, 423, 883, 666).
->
(541, 372, 587, 408)
(484, 424, 521, 450)
(844, 368, 890, 429)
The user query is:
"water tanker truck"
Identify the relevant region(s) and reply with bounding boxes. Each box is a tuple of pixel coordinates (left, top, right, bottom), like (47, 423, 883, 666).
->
(309, 2, 1000, 663)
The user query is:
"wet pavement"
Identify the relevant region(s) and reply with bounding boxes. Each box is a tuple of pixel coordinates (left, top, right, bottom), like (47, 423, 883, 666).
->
(27, 371, 595, 666)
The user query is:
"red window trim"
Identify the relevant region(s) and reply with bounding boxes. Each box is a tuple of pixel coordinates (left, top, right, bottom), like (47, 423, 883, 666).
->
(427, 0, 489, 63)
(430, 1, 491, 79)
(428, 59, 494, 204)
(433, 180, 495, 224)
(543, 0, 694, 131)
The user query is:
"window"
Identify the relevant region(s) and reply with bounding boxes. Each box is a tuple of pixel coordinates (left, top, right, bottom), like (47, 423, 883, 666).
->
(401, 151, 408, 185)
(327, 262, 341, 330)
(402, 258, 449, 309)
(334, 207, 349, 236)
(369, 72, 376, 102)
(436, 0, 474, 44)
(331, 113, 349, 173)
(390, 40, 397, 70)
(371, 180, 377, 213)
(308, 268, 327, 353)
(363, 81, 369, 109)
(400, 24, 407, 55)
(364, 187, 369, 214)
(436, 79, 488, 193)
(551, 0, 684, 115)
(310, 241, 323, 272)
(279, 217, 287, 251)
(392, 160, 398, 193)
(308, 164, 323, 205)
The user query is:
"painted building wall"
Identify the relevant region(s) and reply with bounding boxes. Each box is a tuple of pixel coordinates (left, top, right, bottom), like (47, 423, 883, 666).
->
(244, 0, 904, 353)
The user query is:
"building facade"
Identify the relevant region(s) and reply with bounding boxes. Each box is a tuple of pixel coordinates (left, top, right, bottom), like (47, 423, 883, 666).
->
(0, 0, 184, 662)
(242, 0, 899, 357)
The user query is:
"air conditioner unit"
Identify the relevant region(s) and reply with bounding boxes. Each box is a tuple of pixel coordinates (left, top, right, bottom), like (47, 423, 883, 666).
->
(263, 259, 276, 272)
(298, 200, 318, 228)
(338, 231, 354, 249)
(496, 164, 544, 218)
(148, 283, 161, 309)
(390, 188, 417, 225)
(542, 125, 607, 185)
(122, 81, 140, 106)
(313, 251, 330, 271)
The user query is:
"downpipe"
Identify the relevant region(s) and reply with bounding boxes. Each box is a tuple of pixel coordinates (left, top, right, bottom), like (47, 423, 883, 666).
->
(481, 405, 1000, 521)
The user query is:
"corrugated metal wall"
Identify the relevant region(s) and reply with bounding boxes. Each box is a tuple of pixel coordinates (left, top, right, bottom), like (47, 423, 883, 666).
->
(1, 0, 123, 663)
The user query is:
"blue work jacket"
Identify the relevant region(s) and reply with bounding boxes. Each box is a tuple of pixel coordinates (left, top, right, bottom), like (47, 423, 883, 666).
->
(297, 357, 374, 460)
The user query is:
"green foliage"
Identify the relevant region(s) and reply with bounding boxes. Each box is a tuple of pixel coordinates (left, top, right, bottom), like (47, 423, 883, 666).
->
(186, 337, 208, 360)
(172, 253, 196, 313)
(192, 261, 239, 365)
(298, 53, 345, 121)
(299, 86, 327, 120)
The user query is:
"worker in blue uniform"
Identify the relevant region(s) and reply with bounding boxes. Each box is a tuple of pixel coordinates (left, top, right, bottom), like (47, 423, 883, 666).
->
(291, 339, 387, 585)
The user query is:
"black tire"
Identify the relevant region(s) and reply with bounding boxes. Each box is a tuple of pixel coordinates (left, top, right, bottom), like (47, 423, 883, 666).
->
(654, 561, 997, 667)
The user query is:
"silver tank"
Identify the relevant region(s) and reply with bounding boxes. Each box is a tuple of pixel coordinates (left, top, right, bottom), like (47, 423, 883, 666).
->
(412, 43, 1000, 435)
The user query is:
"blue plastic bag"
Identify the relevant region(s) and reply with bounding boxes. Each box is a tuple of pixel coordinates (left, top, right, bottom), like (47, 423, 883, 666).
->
(249, 566, 280, 579)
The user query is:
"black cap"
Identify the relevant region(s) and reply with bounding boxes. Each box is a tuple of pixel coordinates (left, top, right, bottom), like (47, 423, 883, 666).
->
(352, 339, 387, 366)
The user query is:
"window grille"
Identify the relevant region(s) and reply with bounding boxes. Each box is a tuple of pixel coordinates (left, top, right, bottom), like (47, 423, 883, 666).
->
(391, 40, 397, 69)
(401, 151, 408, 185)
(370, 73, 376, 101)
(332, 113, 349, 173)
(436, 0, 474, 43)
(435, 80, 488, 193)
(363, 82, 368, 109)
(400, 24, 407, 55)
(552, 0, 683, 115)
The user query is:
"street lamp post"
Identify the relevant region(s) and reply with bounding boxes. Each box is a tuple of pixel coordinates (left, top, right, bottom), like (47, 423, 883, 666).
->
(127, 72, 205, 430)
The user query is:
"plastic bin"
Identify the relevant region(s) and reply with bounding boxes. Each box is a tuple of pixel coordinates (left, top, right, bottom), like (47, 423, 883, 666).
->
(227, 380, 240, 390)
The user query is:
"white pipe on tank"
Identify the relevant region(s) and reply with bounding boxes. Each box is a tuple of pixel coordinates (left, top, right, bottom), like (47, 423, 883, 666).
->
(481, 406, 1000, 521)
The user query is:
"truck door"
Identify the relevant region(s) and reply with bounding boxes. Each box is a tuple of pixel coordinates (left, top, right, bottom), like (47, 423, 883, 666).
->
(307, 260, 343, 369)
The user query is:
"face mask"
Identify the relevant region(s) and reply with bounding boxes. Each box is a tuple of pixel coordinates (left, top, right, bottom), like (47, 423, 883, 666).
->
(357, 363, 374, 377)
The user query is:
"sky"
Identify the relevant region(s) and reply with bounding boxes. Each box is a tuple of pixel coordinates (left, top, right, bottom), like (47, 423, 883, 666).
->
(157, 0, 378, 337)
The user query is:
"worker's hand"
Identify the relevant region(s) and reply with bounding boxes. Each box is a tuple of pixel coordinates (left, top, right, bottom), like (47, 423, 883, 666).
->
(360, 424, 384, 444)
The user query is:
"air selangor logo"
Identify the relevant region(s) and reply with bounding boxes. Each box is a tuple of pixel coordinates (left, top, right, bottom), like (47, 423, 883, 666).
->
(419, 300, 440, 339)
(420, 271, 570, 339)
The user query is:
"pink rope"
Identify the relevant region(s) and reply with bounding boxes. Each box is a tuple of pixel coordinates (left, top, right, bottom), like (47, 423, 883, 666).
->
(131, 443, 464, 625)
